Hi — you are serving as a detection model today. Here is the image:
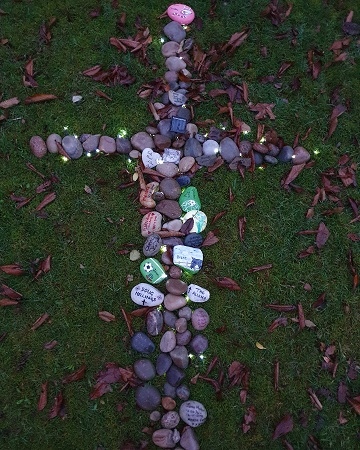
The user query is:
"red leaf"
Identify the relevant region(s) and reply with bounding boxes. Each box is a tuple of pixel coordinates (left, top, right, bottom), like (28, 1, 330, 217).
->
(272, 414, 293, 440)
(37, 381, 48, 411)
(265, 304, 296, 312)
(24, 94, 58, 104)
(94, 90, 112, 101)
(298, 303, 305, 329)
(0, 298, 19, 306)
(211, 210, 227, 225)
(48, 391, 66, 419)
(238, 216, 246, 241)
(62, 364, 86, 384)
(248, 263, 273, 273)
(30, 313, 50, 331)
(43, 340, 58, 350)
(201, 230, 219, 247)
(316, 222, 330, 249)
(0, 97, 20, 109)
(312, 292, 326, 310)
(347, 395, 360, 415)
(213, 277, 241, 290)
(242, 405, 256, 433)
(281, 163, 305, 187)
(268, 317, 288, 332)
(229, 187, 235, 203)
(98, 311, 116, 322)
(0, 283, 22, 300)
(35, 192, 56, 211)
(0, 264, 26, 276)
(298, 245, 316, 258)
(338, 380, 348, 404)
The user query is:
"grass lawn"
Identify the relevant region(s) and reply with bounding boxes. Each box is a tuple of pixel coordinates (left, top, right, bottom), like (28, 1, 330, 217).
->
(0, 0, 359, 449)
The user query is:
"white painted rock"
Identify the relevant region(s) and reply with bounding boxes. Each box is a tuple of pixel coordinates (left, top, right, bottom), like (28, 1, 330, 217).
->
(141, 211, 162, 237)
(187, 284, 210, 303)
(182, 210, 207, 233)
(131, 283, 164, 307)
(179, 400, 207, 427)
(142, 147, 162, 168)
(163, 148, 181, 164)
(173, 245, 203, 274)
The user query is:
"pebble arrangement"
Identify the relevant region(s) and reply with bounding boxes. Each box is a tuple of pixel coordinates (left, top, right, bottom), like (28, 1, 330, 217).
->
(28, 4, 312, 449)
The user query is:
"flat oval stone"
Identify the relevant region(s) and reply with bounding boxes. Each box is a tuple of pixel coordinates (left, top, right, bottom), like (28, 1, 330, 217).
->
(182, 211, 207, 233)
(156, 162, 179, 178)
(179, 156, 195, 173)
(154, 135, 172, 151)
(268, 143, 280, 156)
(293, 146, 310, 164)
(166, 364, 186, 387)
(136, 384, 161, 411)
(178, 306, 192, 320)
(167, 4, 195, 25)
(176, 329, 192, 346)
(150, 411, 161, 422)
(160, 178, 182, 200)
(176, 384, 190, 401)
(161, 411, 180, 429)
(140, 258, 167, 284)
(175, 317, 187, 333)
(162, 41, 180, 57)
(143, 233, 162, 257)
(46, 133, 62, 153)
(189, 334, 208, 354)
(219, 137, 240, 162)
(191, 308, 210, 330)
(164, 294, 187, 311)
(166, 278, 188, 295)
(203, 139, 219, 156)
(264, 155, 278, 165)
(131, 332, 155, 354)
(179, 186, 201, 212)
(99, 135, 116, 154)
(170, 345, 189, 369)
(180, 426, 200, 450)
(82, 134, 100, 152)
(133, 358, 156, 381)
(131, 131, 154, 150)
(161, 248, 173, 265)
(184, 137, 203, 158)
(116, 136, 131, 154)
(140, 182, 159, 209)
(179, 400, 207, 427)
(162, 219, 183, 232)
(196, 154, 217, 167)
(169, 265, 182, 278)
(146, 309, 164, 336)
(278, 145, 294, 163)
(131, 283, 164, 307)
(183, 233, 203, 248)
(160, 330, 177, 353)
(152, 429, 177, 448)
(141, 211, 162, 237)
(187, 284, 210, 303)
(156, 352, 173, 375)
(165, 56, 187, 71)
(253, 151, 263, 166)
(30, 135, 48, 158)
(163, 22, 186, 43)
(156, 199, 182, 219)
(62, 135, 83, 159)
(163, 382, 177, 398)
(163, 310, 177, 328)
(142, 147, 162, 168)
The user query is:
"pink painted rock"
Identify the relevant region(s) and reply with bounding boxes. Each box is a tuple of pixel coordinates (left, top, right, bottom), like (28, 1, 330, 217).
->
(30, 136, 47, 158)
(141, 211, 162, 237)
(167, 4, 195, 25)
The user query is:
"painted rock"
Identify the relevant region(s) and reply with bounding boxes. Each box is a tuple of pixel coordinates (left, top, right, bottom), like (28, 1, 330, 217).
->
(182, 210, 207, 233)
(141, 211, 162, 237)
(187, 284, 210, 303)
(140, 258, 167, 284)
(143, 233, 162, 257)
(179, 400, 207, 427)
(191, 308, 210, 330)
(167, 4, 195, 25)
(173, 245, 203, 274)
(179, 186, 201, 212)
(139, 182, 159, 208)
(163, 148, 181, 164)
(142, 147, 162, 168)
(161, 411, 180, 429)
(131, 283, 164, 307)
(152, 429, 179, 448)
(183, 232, 203, 248)
(169, 90, 187, 106)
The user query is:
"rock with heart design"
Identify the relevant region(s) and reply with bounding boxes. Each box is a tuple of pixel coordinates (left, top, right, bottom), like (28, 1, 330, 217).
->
(140, 258, 167, 284)
(139, 182, 159, 208)
(131, 283, 164, 307)
(179, 186, 201, 212)
(142, 147, 162, 168)
(141, 211, 162, 237)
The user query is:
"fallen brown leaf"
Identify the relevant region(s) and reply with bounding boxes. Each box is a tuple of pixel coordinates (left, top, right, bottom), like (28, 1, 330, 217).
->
(98, 311, 116, 322)
(35, 192, 56, 211)
(48, 391, 66, 419)
(24, 94, 58, 104)
(201, 230, 219, 247)
(0, 97, 20, 109)
(31, 313, 50, 331)
(0, 298, 19, 306)
(0, 264, 26, 276)
(316, 222, 330, 249)
(213, 277, 241, 290)
(37, 381, 48, 411)
(272, 414, 293, 440)
(248, 263, 273, 273)
(0, 283, 22, 300)
(62, 364, 86, 384)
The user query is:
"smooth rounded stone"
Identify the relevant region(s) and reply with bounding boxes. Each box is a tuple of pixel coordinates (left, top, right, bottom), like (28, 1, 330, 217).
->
(169, 90, 187, 106)
(62, 135, 83, 159)
(154, 134, 172, 150)
(141, 211, 162, 237)
(176, 106, 191, 121)
(152, 429, 177, 448)
(156, 199, 182, 219)
(135, 384, 161, 411)
(191, 308, 210, 331)
(167, 4, 195, 25)
(164, 294, 187, 311)
(179, 401, 207, 427)
(142, 147, 162, 168)
(162, 237, 183, 247)
(293, 146, 310, 164)
(156, 352, 173, 375)
(178, 306, 192, 320)
(163, 21, 186, 43)
(179, 80, 191, 89)
(30, 135, 48, 158)
(163, 310, 177, 328)
(129, 149, 140, 159)
(268, 143, 280, 156)
(180, 426, 200, 450)
(133, 358, 156, 381)
(161, 92, 170, 105)
(186, 123, 198, 138)
(202, 139, 219, 156)
(156, 162, 179, 178)
(170, 345, 189, 369)
(183, 233, 203, 248)
(164, 71, 179, 83)
(162, 41, 180, 57)
(131, 332, 155, 354)
(184, 138, 203, 158)
(145, 125, 158, 135)
(163, 219, 183, 232)
(189, 334, 208, 354)
(264, 155, 278, 164)
(166, 278, 188, 295)
(116, 136, 132, 154)
(161, 248, 174, 265)
(146, 309, 164, 336)
(98, 135, 116, 154)
(82, 134, 100, 152)
(179, 156, 195, 173)
(160, 330, 177, 353)
(161, 411, 180, 429)
(176, 175, 191, 187)
(169, 82, 180, 92)
(253, 151, 264, 166)
(278, 145, 294, 162)
(131, 132, 154, 151)
(140, 182, 159, 208)
(253, 142, 269, 154)
(196, 154, 217, 167)
(166, 56, 187, 72)
(187, 284, 210, 303)
(195, 133, 206, 144)
(169, 265, 183, 279)
(175, 317, 187, 333)
(46, 133, 62, 153)
(219, 137, 240, 162)
(172, 137, 186, 149)
(150, 410, 161, 422)
(131, 283, 164, 307)
(143, 233, 162, 257)
(176, 384, 191, 401)
(166, 364, 186, 387)
(163, 382, 177, 398)
(176, 330, 192, 346)
(153, 191, 165, 202)
(239, 140, 252, 155)
(160, 178, 182, 200)
(79, 133, 91, 143)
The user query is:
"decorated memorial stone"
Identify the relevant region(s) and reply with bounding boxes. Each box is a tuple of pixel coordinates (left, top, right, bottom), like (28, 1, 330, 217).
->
(162, 148, 181, 164)
(187, 283, 210, 303)
(140, 258, 167, 284)
(182, 210, 207, 233)
(179, 186, 201, 212)
(166, 4, 195, 25)
(143, 233, 162, 257)
(131, 283, 164, 307)
(179, 400, 207, 427)
(142, 147, 162, 168)
(173, 245, 203, 274)
(141, 211, 162, 237)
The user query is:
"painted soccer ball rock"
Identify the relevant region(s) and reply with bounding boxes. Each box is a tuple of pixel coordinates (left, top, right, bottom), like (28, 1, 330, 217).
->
(143, 262, 153, 273)
(167, 4, 195, 25)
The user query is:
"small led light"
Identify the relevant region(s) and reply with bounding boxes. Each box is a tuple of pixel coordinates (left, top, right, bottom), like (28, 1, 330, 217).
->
(160, 37, 165, 43)
(95, 149, 100, 153)
(86, 152, 91, 157)
(189, 353, 194, 359)
(61, 156, 69, 162)
(260, 136, 266, 143)
(199, 354, 204, 360)
(74, 134, 78, 139)
(242, 130, 250, 135)
(117, 129, 127, 138)
(160, 245, 167, 253)
(127, 158, 132, 163)
(313, 149, 320, 155)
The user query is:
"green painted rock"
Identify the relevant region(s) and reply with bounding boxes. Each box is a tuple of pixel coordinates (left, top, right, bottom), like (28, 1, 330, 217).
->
(179, 186, 201, 212)
(140, 258, 167, 284)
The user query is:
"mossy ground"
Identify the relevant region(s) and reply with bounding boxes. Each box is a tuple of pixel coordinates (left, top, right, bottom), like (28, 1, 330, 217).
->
(0, 1, 359, 449)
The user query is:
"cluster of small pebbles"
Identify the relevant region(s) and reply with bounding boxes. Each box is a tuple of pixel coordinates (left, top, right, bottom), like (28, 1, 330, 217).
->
(27, 5, 312, 449)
